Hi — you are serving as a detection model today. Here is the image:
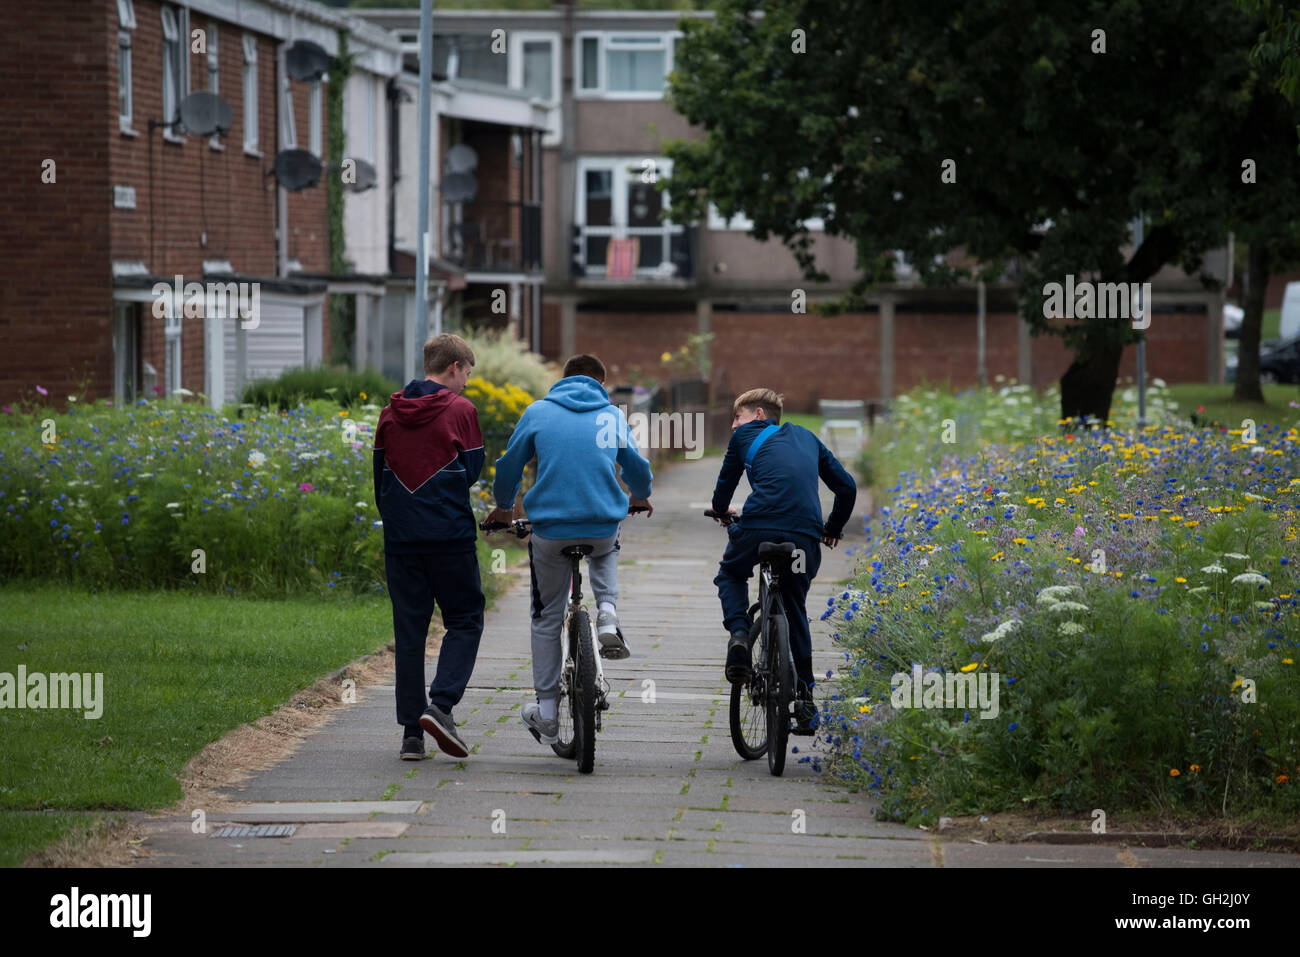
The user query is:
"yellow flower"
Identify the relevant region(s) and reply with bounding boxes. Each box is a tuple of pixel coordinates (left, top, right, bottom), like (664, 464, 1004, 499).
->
(1284, 658, 1295, 665)
(1013, 537, 1028, 545)
(1189, 764, 1201, 773)
(338, 410, 349, 417)
(1169, 768, 1181, 777)
(960, 662, 979, 673)
(660, 352, 672, 363)
(1175, 577, 1187, 584)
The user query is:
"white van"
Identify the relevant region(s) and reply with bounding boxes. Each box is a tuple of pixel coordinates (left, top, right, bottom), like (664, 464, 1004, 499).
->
(1280, 282, 1300, 341)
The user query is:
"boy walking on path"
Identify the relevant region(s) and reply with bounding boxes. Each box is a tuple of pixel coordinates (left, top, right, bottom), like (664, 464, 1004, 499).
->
(486, 354, 653, 746)
(710, 388, 856, 733)
(373, 334, 485, 761)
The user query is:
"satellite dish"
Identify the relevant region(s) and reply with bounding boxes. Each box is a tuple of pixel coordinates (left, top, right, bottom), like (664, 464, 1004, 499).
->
(273, 149, 323, 191)
(445, 144, 478, 173)
(441, 172, 478, 203)
(178, 91, 233, 136)
(345, 159, 378, 193)
(286, 40, 335, 82)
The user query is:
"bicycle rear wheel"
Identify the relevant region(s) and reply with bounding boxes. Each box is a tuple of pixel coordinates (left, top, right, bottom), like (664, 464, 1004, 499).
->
(766, 606, 793, 777)
(730, 612, 768, 760)
(571, 609, 597, 774)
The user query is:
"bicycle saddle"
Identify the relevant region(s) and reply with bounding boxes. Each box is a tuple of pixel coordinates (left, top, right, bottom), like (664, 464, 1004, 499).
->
(562, 544, 595, 558)
(757, 541, 798, 562)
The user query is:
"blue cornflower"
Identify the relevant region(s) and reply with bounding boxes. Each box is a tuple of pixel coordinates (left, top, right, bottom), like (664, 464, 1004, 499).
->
(1008, 722, 1018, 731)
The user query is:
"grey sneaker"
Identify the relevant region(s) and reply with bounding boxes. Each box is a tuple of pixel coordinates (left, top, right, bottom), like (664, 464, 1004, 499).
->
(521, 701, 559, 745)
(597, 610, 630, 659)
(399, 735, 425, 760)
(419, 704, 469, 759)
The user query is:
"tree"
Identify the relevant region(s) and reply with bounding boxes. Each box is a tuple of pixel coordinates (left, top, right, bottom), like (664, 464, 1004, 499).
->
(663, 0, 1299, 419)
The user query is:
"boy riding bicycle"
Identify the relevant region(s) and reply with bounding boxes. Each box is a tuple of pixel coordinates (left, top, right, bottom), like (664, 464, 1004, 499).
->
(486, 354, 653, 746)
(710, 388, 856, 733)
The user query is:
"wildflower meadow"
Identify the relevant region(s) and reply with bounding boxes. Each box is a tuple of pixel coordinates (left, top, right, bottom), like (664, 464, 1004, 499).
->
(819, 382, 1300, 825)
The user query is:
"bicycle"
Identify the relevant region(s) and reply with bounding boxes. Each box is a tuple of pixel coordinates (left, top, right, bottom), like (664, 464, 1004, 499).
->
(705, 509, 799, 776)
(480, 507, 647, 775)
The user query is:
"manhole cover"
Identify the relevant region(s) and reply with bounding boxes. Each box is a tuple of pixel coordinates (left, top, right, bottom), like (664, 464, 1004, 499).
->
(211, 824, 297, 839)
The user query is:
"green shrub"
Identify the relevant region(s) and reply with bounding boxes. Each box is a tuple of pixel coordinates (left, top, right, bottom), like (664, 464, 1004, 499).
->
(240, 366, 399, 412)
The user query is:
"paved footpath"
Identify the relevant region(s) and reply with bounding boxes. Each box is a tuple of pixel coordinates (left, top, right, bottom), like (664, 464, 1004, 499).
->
(134, 454, 1298, 868)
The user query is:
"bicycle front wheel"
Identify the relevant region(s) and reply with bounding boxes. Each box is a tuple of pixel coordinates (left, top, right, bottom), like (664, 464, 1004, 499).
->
(571, 609, 598, 774)
(766, 607, 793, 777)
(730, 615, 768, 760)
(552, 663, 576, 760)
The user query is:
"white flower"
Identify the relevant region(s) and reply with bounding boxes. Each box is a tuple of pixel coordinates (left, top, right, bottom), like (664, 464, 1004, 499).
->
(1058, 621, 1085, 636)
(1187, 586, 1210, 596)
(164, 502, 180, 509)
(354, 501, 368, 509)
(1223, 553, 1250, 561)
(1201, 565, 1227, 575)
(172, 387, 194, 397)
(1232, 573, 1269, 587)
(1048, 601, 1090, 614)
(138, 472, 153, 479)
(980, 619, 1021, 642)
(1037, 585, 1083, 603)
(1248, 448, 1268, 457)
(1253, 601, 1275, 612)
(249, 451, 267, 467)
(1152, 378, 1167, 389)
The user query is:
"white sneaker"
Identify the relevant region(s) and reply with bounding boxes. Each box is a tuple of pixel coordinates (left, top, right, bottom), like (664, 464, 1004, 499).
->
(596, 610, 630, 659)
(521, 702, 558, 745)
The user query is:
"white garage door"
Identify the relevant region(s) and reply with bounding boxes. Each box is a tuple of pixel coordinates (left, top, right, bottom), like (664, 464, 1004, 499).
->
(223, 301, 307, 404)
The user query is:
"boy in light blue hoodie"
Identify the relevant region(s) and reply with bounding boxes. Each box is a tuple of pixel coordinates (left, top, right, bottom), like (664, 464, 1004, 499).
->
(487, 354, 653, 745)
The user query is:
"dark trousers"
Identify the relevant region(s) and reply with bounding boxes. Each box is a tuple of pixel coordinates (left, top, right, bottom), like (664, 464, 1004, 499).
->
(384, 548, 485, 732)
(714, 524, 821, 689)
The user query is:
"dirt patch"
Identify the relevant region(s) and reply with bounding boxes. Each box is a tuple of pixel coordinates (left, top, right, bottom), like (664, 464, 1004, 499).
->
(932, 811, 1300, 852)
(25, 815, 146, 868)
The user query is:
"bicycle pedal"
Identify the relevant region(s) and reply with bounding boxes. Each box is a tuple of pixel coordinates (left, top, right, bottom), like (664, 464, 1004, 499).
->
(790, 725, 816, 737)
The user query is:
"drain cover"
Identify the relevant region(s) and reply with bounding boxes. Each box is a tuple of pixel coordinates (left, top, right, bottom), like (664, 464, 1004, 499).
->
(211, 824, 297, 839)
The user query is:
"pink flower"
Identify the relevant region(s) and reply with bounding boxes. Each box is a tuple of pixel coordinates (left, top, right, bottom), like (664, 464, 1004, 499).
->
(298, 483, 315, 492)
(152, 385, 163, 394)
(1074, 526, 1086, 537)
(1290, 400, 1300, 409)
(34, 385, 47, 396)
(1, 406, 10, 414)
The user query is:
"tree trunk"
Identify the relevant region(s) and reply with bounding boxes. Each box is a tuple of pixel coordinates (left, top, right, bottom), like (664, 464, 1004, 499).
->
(1232, 242, 1270, 403)
(1059, 333, 1124, 423)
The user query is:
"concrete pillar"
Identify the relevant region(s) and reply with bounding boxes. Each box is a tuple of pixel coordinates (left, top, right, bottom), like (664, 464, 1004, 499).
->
(696, 297, 712, 382)
(879, 298, 894, 399)
(204, 309, 225, 410)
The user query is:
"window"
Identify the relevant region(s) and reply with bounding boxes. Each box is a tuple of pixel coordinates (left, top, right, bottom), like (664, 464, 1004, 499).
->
(574, 157, 687, 277)
(575, 32, 676, 99)
(242, 34, 258, 153)
(309, 80, 322, 156)
(279, 71, 296, 149)
(207, 22, 221, 148)
(117, 1, 135, 131)
(435, 34, 507, 85)
(160, 6, 188, 138)
(165, 310, 183, 396)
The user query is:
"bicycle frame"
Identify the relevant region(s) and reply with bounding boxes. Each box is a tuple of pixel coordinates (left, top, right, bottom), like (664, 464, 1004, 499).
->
(563, 552, 608, 714)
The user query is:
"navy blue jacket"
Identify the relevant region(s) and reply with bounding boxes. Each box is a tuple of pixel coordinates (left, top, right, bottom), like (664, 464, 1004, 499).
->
(711, 420, 856, 540)
(372, 379, 485, 553)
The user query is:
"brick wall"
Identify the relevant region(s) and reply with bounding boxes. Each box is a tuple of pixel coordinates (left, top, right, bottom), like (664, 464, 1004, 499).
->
(1031, 311, 1210, 389)
(712, 312, 881, 411)
(0, 0, 113, 404)
(892, 311, 1021, 393)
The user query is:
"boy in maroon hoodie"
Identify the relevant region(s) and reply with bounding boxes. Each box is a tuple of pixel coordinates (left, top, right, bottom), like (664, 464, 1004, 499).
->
(373, 334, 486, 761)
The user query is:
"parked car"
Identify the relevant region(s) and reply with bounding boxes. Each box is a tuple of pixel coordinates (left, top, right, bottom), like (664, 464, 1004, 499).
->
(1258, 335, 1300, 384)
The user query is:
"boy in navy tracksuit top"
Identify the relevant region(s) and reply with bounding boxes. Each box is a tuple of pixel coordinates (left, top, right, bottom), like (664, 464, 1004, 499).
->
(373, 334, 485, 762)
(486, 354, 653, 746)
(711, 388, 856, 733)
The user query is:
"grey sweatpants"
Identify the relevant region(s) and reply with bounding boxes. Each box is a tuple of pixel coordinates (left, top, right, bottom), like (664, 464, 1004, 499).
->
(528, 530, 620, 700)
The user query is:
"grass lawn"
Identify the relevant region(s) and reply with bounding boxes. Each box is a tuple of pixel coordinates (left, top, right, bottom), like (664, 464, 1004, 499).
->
(783, 413, 823, 433)
(1163, 382, 1298, 429)
(0, 547, 526, 866)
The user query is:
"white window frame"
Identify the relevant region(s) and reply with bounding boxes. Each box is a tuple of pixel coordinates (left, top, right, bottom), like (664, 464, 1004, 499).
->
(509, 31, 560, 104)
(207, 22, 222, 150)
(161, 6, 189, 142)
(574, 156, 682, 277)
(309, 79, 322, 156)
(574, 31, 678, 101)
(242, 34, 259, 155)
(280, 70, 297, 150)
(165, 308, 183, 396)
(118, 1, 136, 133)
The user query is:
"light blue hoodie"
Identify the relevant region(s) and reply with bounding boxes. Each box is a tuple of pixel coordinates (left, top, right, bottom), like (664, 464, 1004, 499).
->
(493, 376, 653, 539)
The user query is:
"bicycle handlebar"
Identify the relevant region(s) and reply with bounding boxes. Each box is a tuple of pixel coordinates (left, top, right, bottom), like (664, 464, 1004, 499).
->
(480, 506, 650, 537)
(704, 508, 739, 526)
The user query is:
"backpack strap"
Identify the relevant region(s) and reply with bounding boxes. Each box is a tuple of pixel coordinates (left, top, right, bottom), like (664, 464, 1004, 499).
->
(743, 422, 779, 471)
